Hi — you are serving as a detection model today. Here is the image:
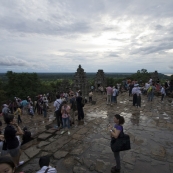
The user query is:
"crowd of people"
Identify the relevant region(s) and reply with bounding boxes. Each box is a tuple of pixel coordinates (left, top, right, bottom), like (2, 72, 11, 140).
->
(0, 77, 172, 173)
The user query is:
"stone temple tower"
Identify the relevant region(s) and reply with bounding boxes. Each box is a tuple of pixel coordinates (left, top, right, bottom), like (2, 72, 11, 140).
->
(94, 69, 107, 89)
(73, 65, 89, 97)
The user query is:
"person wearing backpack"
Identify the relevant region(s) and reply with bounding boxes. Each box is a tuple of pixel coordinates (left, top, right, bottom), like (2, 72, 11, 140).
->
(54, 94, 62, 129)
(76, 91, 84, 121)
(70, 94, 77, 126)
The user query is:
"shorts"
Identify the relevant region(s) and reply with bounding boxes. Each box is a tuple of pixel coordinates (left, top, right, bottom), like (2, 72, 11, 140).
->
(8, 145, 20, 157)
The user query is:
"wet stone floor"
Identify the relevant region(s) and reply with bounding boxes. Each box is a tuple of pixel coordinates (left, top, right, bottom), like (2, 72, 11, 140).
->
(14, 92, 173, 173)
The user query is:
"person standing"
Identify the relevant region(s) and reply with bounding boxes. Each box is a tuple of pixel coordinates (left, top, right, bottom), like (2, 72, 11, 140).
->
(129, 82, 134, 97)
(76, 91, 84, 121)
(54, 94, 62, 129)
(42, 101, 48, 118)
(70, 95, 77, 126)
(108, 114, 125, 173)
(160, 85, 166, 102)
(112, 86, 118, 104)
(148, 83, 156, 102)
(88, 91, 93, 103)
(106, 86, 113, 105)
(61, 101, 71, 135)
(4, 114, 24, 167)
(2, 104, 10, 117)
(132, 84, 138, 106)
(14, 106, 22, 125)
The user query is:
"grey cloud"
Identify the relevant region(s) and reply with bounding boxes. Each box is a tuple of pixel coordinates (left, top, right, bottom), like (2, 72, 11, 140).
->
(0, 56, 47, 70)
(109, 53, 119, 57)
(131, 42, 173, 55)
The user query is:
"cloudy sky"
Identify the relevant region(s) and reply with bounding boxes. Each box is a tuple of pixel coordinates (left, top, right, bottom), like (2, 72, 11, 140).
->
(0, 0, 173, 73)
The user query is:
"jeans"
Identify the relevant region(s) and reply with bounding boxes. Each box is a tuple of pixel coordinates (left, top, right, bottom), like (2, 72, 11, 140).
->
(114, 152, 120, 169)
(148, 92, 154, 101)
(161, 94, 164, 101)
(107, 95, 111, 104)
(18, 115, 22, 124)
(111, 96, 117, 103)
(62, 117, 70, 129)
(43, 110, 47, 118)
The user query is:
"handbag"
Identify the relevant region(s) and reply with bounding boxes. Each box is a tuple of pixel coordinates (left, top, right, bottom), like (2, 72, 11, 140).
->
(110, 127, 131, 152)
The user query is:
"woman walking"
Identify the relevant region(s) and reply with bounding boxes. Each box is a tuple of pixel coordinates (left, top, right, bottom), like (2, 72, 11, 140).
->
(108, 114, 125, 173)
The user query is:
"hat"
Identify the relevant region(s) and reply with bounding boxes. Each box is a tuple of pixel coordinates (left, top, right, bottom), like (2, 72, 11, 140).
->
(134, 84, 139, 87)
(3, 104, 8, 107)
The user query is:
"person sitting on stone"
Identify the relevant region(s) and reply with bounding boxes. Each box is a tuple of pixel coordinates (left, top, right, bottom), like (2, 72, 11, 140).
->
(36, 156, 57, 173)
(21, 127, 33, 145)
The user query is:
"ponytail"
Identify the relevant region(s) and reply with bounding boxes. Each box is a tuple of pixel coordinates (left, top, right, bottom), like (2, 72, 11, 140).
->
(114, 114, 125, 125)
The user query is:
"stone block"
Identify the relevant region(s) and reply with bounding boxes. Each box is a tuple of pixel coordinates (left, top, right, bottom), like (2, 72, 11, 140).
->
(37, 141, 50, 148)
(54, 150, 69, 159)
(24, 146, 41, 158)
(38, 133, 53, 140)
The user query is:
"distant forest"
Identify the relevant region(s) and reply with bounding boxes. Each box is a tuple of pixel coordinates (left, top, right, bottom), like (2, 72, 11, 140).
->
(0, 72, 170, 82)
(0, 72, 134, 81)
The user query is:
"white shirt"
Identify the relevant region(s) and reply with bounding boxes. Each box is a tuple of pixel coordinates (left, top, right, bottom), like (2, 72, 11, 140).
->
(36, 166, 57, 173)
(54, 99, 62, 111)
(112, 88, 118, 96)
(132, 87, 138, 94)
(161, 87, 166, 95)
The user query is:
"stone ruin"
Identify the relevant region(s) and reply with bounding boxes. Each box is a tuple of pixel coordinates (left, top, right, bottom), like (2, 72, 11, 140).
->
(73, 65, 89, 97)
(150, 71, 159, 83)
(94, 69, 107, 90)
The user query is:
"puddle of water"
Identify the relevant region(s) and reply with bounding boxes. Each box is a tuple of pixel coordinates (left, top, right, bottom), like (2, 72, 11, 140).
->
(86, 110, 108, 119)
(163, 117, 170, 120)
(163, 112, 168, 116)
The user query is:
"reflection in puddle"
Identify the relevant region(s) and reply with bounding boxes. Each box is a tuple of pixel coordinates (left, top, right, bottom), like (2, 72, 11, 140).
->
(86, 110, 108, 119)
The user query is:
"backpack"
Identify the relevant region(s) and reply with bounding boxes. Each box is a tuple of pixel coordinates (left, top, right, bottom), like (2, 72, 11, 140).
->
(147, 86, 153, 93)
(55, 101, 62, 114)
(115, 89, 119, 96)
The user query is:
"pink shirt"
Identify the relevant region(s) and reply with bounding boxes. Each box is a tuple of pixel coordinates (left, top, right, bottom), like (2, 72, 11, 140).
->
(61, 105, 70, 118)
(106, 87, 113, 95)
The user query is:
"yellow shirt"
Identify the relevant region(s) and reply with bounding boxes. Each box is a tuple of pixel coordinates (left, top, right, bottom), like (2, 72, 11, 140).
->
(14, 108, 22, 116)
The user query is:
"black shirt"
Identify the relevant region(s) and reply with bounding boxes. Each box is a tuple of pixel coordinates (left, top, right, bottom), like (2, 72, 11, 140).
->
(4, 125, 19, 149)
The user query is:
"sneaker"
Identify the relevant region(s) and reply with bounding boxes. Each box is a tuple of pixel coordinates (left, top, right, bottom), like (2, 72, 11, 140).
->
(61, 131, 65, 134)
(68, 131, 70, 135)
(16, 161, 24, 167)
